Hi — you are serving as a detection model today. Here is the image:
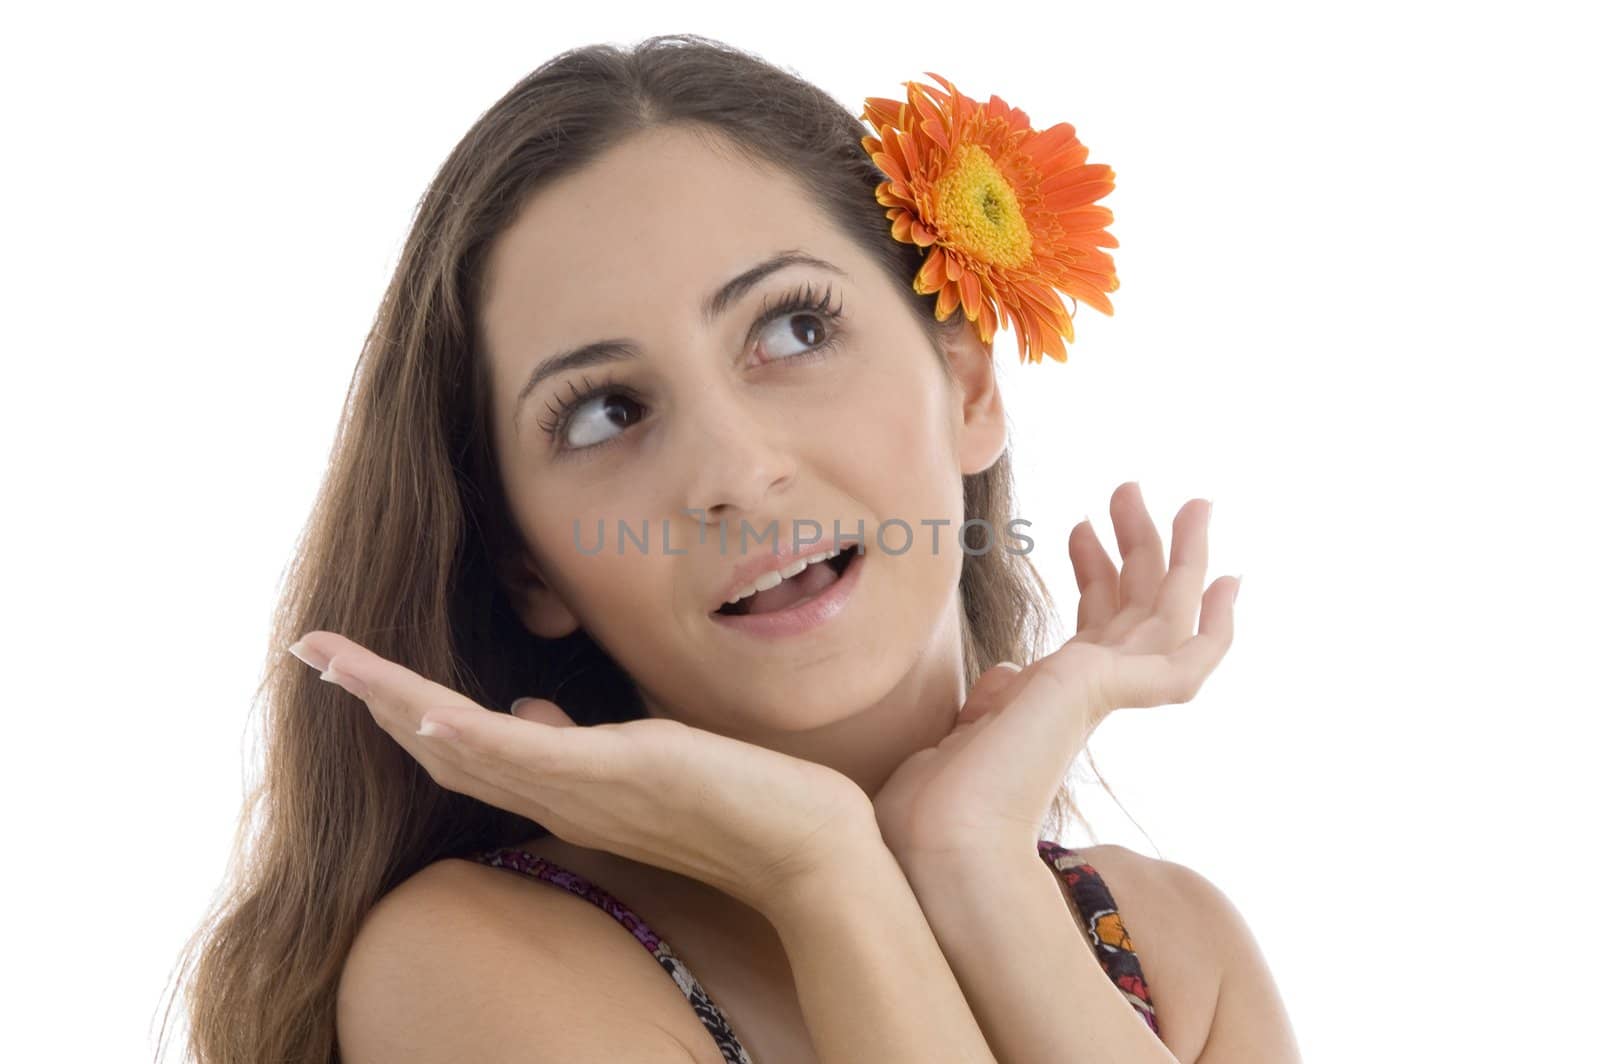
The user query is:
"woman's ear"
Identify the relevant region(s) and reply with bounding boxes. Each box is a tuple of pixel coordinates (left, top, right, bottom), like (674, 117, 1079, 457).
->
(499, 553, 582, 639)
(940, 319, 1007, 475)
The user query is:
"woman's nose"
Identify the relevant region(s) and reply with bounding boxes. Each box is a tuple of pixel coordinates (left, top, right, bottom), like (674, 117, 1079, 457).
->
(676, 392, 796, 526)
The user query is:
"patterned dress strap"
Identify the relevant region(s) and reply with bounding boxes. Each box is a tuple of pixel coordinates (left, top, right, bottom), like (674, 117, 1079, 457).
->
(467, 846, 755, 1064)
(1036, 840, 1161, 1037)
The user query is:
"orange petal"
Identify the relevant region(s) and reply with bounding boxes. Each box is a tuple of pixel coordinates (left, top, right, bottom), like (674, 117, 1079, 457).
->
(959, 271, 983, 321)
(1054, 302, 1078, 345)
(1040, 317, 1069, 361)
(978, 298, 999, 342)
(919, 72, 955, 109)
(1042, 181, 1116, 213)
(900, 125, 924, 175)
(935, 281, 962, 320)
(862, 97, 907, 128)
(1017, 287, 1076, 346)
(919, 246, 948, 290)
(876, 183, 908, 209)
(911, 86, 946, 132)
(1058, 245, 1117, 277)
(991, 293, 1013, 332)
(1027, 121, 1082, 161)
(1017, 306, 1044, 364)
(1063, 282, 1114, 318)
(1039, 161, 1111, 194)
(1052, 205, 1115, 232)
(872, 149, 909, 187)
(1030, 291, 1081, 340)
(891, 210, 915, 243)
(1034, 136, 1089, 171)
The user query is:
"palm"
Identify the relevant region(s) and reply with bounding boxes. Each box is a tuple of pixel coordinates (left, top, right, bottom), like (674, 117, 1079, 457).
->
(874, 482, 1241, 864)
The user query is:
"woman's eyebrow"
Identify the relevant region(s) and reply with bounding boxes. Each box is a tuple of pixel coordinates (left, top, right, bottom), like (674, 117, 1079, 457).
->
(512, 249, 846, 433)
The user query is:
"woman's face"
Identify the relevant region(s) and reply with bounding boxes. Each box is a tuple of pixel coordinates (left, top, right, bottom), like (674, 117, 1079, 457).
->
(480, 124, 1004, 740)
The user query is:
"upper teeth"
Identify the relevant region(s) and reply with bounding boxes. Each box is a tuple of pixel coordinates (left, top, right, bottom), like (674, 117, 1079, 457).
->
(723, 547, 850, 607)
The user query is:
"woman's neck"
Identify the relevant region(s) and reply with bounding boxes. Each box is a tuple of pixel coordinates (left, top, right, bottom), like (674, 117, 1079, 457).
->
(645, 602, 969, 799)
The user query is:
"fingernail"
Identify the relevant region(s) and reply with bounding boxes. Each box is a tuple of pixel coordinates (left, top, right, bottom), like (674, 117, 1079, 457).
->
(320, 661, 370, 699)
(287, 638, 330, 673)
(1231, 575, 1244, 604)
(418, 716, 459, 740)
(509, 697, 533, 715)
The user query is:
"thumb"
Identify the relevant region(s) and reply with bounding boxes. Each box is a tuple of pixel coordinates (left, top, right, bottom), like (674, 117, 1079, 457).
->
(955, 661, 1027, 727)
(508, 696, 579, 727)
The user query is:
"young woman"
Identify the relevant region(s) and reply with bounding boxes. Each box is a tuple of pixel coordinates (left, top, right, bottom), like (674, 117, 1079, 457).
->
(162, 33, 1298, 1064)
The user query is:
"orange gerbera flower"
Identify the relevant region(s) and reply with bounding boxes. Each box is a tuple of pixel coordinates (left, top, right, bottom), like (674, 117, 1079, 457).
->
(859, 73, 1119, 364)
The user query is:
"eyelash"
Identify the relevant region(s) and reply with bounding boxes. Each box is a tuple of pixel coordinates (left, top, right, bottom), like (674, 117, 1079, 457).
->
(534, 281, 847, 452)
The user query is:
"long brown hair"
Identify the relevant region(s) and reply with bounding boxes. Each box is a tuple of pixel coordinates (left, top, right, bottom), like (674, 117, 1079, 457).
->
(157, 33, 1127, 1064)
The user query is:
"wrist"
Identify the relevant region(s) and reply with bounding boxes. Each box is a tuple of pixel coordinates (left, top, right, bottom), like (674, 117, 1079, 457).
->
(896, 830, 1040, 885)
(755, 812, 896, 926)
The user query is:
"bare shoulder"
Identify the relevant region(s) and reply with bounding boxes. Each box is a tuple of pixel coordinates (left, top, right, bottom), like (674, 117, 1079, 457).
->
(336, 856, 726, 1064)
(1072, 845, 1300, 1064)
(1066, 842, 1222, 964)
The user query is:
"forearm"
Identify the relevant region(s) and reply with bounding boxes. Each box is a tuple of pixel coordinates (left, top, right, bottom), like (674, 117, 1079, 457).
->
(760, 824, 999, 1064)
(904, 847, 1179, 1064)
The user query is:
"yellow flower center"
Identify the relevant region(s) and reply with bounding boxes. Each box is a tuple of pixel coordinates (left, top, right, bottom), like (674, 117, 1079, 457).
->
(930, 144, 1033, 268)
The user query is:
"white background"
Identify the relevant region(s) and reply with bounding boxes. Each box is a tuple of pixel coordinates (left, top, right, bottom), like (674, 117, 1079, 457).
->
(3, 1, 1595, 1061)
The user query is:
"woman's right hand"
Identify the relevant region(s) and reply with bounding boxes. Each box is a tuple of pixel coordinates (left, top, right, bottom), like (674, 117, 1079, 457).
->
(288, 631, 875, 913)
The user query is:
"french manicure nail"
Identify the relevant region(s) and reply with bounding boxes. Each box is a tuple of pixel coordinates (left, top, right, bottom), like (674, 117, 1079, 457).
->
(320, 663, 370, 699)
(418, 717, 459, 740)
(287, 638, 330, 673)
(1231, 575, 1244, 604)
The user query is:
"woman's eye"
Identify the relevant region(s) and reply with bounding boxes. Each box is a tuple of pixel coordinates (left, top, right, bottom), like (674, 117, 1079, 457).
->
(564, 392, 644, 449)
(544, 294, 839, 454)
(757, 309, 834, 361)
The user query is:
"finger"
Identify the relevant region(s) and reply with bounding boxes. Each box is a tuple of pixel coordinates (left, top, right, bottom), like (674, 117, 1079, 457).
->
(956, 661, 1026, 726)
(417, 701, 610, 787)
(1070, 518, 1119, 634)
(410, 730, 590, 845)
(298, 631, 483, 740)
(292, 634, 605, 832)
(1129, 498, 1212, 654)
(1107, 577, 1238, 708)
(511, 696, 579, 728)
(291, 631, 530, 798)
(1103, 481, 1167, 640)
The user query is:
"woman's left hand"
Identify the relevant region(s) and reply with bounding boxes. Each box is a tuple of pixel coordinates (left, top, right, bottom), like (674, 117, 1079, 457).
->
(872, 482, 1242, 868)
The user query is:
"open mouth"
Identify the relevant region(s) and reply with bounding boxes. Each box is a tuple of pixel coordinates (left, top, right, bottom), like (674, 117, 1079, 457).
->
(713, 544, 864, 617)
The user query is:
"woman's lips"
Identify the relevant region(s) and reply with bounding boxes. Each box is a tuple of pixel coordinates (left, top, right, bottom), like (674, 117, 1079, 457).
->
(708, 547, 864, 639)
(708, 536, 862, 612)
